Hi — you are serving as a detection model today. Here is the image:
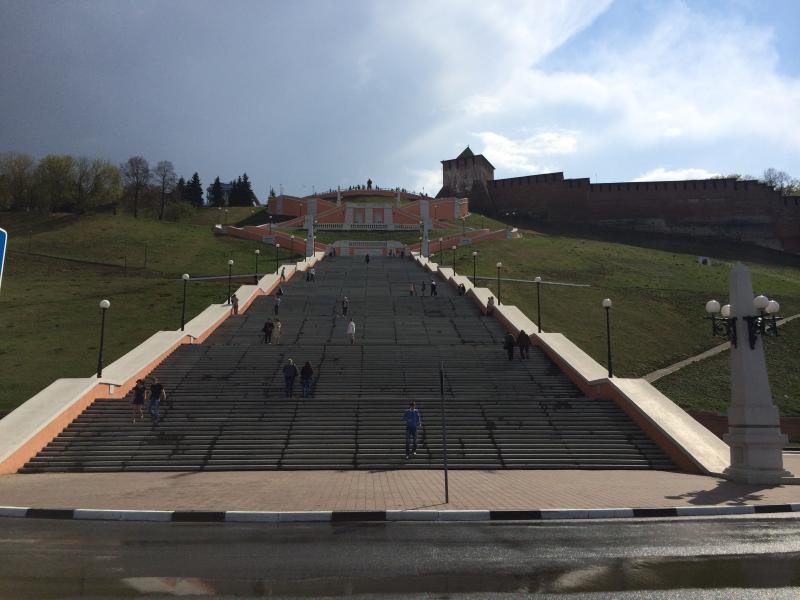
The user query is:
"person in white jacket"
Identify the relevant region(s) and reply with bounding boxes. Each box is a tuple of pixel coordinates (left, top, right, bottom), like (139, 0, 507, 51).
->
(346, 318, 356, 345)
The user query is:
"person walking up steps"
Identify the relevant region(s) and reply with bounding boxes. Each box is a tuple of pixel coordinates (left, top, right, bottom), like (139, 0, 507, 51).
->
(300, 361, 314, 397)
(309, 266, 316, 282)
(346, 318, 356, 345)
(283, 359, 299, 398)
(421, 281, 426, 296)
(131, 379, 146, 422)
(230, 293, 239, 315)
(342, 296, 349, 316)
(262, 319, 274, 344)
(274, 318, 282, 344)
(274, 294, 282, 315)
(403, 401, 422, 459)
(517, 329, 531, 360)
(148, 377, 166, 424)
(503, 331, 516, 361)
(280, 266, 286, 282)
(430, 280, 438, 296)
(409, 282, 415, 296)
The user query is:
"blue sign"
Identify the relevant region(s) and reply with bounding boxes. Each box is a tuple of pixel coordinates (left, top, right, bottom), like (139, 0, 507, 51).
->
(0, 227, 6, 292)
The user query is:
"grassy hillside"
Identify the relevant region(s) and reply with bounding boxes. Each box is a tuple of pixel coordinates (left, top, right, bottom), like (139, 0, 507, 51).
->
(0, 212, 292, 412)
(1, 210, 798, 417)
(653, 320, 800, 415)
(454, 231, 800, 384)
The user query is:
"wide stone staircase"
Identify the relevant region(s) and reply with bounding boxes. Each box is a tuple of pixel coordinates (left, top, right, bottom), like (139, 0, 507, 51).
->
(20, 257, 675, 472)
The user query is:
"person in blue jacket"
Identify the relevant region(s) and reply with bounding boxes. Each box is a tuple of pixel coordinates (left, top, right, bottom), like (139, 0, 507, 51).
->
(403, 401, 423, 459)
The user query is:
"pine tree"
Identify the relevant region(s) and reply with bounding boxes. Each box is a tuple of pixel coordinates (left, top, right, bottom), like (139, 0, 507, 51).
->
(174, 177, 186, 204)
(210, 176, 225, 207)
(240, 172, 256, 206)
(186, 172, 203, 207)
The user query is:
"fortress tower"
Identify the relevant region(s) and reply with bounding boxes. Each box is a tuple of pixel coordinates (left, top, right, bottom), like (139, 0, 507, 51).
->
(440, 146, 494, 197)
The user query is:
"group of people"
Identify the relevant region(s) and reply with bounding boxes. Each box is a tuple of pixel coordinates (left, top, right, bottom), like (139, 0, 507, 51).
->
(131, 377, 166, 424)
(408, 281, 438, 296)
(503, 330, 532, 360)
(262, 318, 282, 344)
(282, 359, 314, 398)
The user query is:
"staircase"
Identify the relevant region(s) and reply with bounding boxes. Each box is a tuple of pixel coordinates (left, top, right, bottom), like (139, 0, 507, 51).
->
(20, 257, 674, 473)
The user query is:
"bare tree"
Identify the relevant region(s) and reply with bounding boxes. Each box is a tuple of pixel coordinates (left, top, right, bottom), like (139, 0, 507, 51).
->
(74, 157, 122, 212)
(120, 156, 151, 218)
(0, 152, 35, 211)
(762, 168, 794, 196)
(153, 160, 177, 220)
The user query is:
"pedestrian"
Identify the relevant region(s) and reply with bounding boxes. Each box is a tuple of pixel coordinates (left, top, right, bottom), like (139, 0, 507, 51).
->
(280, 266, 286, 282)
(262, 319, 274, 344)
(342, 296, 349, 316)
(131, 378, 146, 422)
(458, 283, 466, 296)
(283, 358, 299, 398)
(403, 401, 422, 459)
(300, 361, 314, 397)
(365, 254, 370, 264)
(274, 318, 282, 344)
(148, 377, 166, 424)
(517, 329, 531, 359)
(346, 318, 356, 345)
(503, 331, 516, 361)
(430, 280, 438, 296)
(274, 295, 281, 315)
(310, 266, 316, 282)
(230, 293, 239, 315)
(409, 282, 415, 296)
(306, 269, 311, 282)
(487, 296, 495, 315)
(421, 281, 426, 296)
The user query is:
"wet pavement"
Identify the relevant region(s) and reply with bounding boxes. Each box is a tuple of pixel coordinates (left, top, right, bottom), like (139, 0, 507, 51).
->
(2, 515, 800, 598)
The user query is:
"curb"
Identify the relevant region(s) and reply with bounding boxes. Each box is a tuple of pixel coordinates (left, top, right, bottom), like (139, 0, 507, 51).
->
(2, 504, 800, 523)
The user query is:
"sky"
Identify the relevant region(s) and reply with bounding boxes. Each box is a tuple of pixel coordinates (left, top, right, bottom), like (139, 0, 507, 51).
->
(1, 0, 799, 200)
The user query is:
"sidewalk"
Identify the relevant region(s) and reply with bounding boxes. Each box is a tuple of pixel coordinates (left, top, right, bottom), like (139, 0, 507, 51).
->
(2, 459, 800, 512)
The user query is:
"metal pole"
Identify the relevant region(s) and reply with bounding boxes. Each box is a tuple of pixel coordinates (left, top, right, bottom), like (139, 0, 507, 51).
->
(472, 254, 476, 285)
(497, 267, 501, 304)
(275, 247, 279, 273)
(440, 361, 449, 504)
(605, 306, 613, 378)
(181, 278, 188, 331)
(255, 253, 259, 280)
(451, 247, 456, 271)
(227, 263, 232, 303)
(536, 281, 542, 333)
(97, 308, 107, 378)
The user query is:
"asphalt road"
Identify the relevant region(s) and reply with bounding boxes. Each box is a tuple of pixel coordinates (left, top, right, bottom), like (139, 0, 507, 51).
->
(2, 516, 800, 598)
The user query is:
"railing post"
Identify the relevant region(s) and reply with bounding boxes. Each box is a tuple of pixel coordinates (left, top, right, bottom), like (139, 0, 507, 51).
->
(440, 361, 449, 504)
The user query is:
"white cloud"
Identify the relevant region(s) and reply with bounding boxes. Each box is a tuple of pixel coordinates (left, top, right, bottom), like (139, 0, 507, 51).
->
(473, 131, 579, 172)
(406, 168, 442, 196)
(633, 167, 720, 182)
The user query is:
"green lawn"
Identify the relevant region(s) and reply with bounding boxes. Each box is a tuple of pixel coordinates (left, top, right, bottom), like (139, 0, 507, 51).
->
(452, 231, 800, 383)
(654, 320, 800, 415)
(0, 212, 293, 412)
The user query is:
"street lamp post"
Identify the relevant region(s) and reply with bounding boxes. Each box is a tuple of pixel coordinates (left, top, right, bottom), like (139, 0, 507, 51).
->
(181, 274, 190, 331)
(439, 238, 443, 264)
(275, 243, 280, 273)
(224, 208, 229, 225)
(451, 245, 456, 271)
(269, 215, 273, 233)
(96, 299, 110, 378)
(534, 276, 542, 333)
(496, 262, 502, 304)
(290, 235, 295, 261)
(472, 251, 477, 285)
(602, 298, 613, 377)
(254, 249, 260, 281)
(227, 259, 234, 303)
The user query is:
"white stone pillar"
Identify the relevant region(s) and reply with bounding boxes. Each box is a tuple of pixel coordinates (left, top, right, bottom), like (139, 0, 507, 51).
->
(724, 262, 793, 484)
(396, 187, 401, 207)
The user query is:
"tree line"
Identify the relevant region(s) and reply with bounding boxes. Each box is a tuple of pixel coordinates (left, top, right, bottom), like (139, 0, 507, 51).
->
(0, 152, 259, 219)
(713, 168, 800, 196)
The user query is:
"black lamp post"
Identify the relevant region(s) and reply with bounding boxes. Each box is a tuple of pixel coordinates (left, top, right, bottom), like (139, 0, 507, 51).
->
(534, 276, 542, 333)
(224, 208, 229, 225)
(254, 249, 260, 281)
(181, 274, 190, 331)
(602, 298, 613, 377)
(96, 299, 110, 378)
(227, 259, 234, 303)
(496, 261, 502, 304)
(275, 243, 280, 273)
(451, 245, 456, 270)
(269, 215, 273, 233)
(472, 251, 477, 284)
(439, 238, 443, 264)
(290, 235, 295, 261)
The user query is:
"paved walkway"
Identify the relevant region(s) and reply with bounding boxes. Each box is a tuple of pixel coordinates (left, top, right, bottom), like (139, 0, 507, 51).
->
(3, 459, 800, 512)
(644, 313, 800, 383)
